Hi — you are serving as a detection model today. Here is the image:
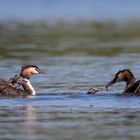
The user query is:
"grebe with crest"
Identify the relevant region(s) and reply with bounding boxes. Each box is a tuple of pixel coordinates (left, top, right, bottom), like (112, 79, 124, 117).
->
(106, 69, 140, 96)
(0, 65, 47, 96)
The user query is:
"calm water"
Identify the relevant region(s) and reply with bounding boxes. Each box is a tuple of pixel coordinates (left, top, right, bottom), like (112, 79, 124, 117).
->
(0, 53, 140, 140)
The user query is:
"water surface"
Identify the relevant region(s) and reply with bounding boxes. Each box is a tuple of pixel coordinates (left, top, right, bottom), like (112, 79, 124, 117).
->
(0, 53, 140, 140)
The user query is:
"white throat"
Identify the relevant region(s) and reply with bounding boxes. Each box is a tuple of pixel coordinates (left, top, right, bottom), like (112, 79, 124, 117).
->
(22, 79, 36, 96)
(27, 80, 36, 96)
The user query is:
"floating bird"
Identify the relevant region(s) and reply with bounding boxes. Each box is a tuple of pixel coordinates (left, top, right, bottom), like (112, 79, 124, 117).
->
(0, 65, 47, 96)
(87, 88, 99, 94)
(106, 69, 140, 95)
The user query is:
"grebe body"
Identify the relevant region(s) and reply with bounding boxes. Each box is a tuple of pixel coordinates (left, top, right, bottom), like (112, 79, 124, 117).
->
(0, 65, 47, 96)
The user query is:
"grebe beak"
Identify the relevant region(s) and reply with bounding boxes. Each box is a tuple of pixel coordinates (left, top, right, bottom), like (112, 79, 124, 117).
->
(106, 78, 116, 91)
(38, 69, 48, 74)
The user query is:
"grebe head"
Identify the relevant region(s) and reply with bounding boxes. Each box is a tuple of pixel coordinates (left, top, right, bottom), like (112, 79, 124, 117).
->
(20, 65, 48, 79)
(106, 69, 135, 91)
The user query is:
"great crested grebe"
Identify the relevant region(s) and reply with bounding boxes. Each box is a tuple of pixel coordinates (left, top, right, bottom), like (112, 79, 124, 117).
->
(0, 65, 47, 96)
(106, 69, 140, 95)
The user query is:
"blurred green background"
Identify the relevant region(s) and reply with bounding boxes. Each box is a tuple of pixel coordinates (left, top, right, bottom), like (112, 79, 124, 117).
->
(0, 0, 140, 60)
(1, 20, 140, 60)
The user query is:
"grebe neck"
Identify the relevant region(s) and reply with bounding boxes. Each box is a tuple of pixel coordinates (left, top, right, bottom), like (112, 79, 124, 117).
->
(22, 79, 36, 96)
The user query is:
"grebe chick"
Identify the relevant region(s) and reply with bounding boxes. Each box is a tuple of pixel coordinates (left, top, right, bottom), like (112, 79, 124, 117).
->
(106, 69, 140, 96)
(87, 88, 99, 94)
(0, 65, 47, 96)
(19, 78, 36, 96)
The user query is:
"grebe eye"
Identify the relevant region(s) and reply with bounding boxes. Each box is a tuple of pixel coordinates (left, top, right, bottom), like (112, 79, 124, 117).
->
(35, 68, 40, 72)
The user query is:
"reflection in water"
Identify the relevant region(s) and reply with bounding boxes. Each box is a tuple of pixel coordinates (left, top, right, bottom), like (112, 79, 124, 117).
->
(0, 105, 140, 140)
(0, 105, 37, 140)
(24, 106, 36, 140)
